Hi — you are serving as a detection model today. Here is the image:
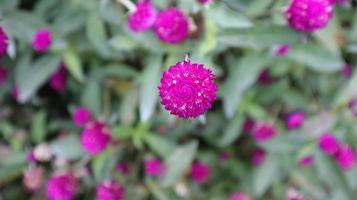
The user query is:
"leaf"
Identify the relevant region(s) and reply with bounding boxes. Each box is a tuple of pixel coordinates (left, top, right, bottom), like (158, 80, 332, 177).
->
(160, 141, 198, 187)
(0, 164, 25, 187)
(63, 47, 84, 82)
(81, 79, 101, 116)
(50, 135, 85, 160)
(145, 134, 176, 158)
(219, 114, 244, 147)
(207, 4, 252, 29)
(30, 110, 47, 144)
(91, 148, 120, 182)
(86, 12, 110, 56)
(147, 180, 170, 200)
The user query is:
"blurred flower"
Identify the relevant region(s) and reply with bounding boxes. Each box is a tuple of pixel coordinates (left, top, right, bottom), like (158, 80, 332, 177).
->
(197, 0, 213, 5)
(32, 28, 52, 53)
(23, 166, 45, 192)
(219, 151, 231, 161)
(285, 0, 333, 33)
(243, 118, 255, 134)
(190, 161, 210, 183)
(228, 192, 251, 200)
(26, 150, 37, 162)
(341, 65, 353, 77)
(96, 180, 125, 200)
(298, 155, 314, 167)
(348, 98, 357, 116)
(80, 120, 111, 155)
(252, 122, 278, 142)
(0, 66, 8, 85)
(144, 158, 165, 176)
(318, 133, 339, 156)
(0, 26, 8, 57)
(154, 7, 189, 44)
(275, 44, 289, 57)
(72, 107, 92, 127)
(46, 173, 78, 200)
(11, 86, 19, 102)
(158, 58, 218, 118)
(330, 0, 350, 4)
(335, 144, 357, 170)
(285, 188, 307, 200)
(251, 148, 266, 166)
(49, 63, 68, 92)
(175, 181, 190, 198)
(285, 112, 305, 129)
(128, 0, 157, 32)
(258, 69, 271, 86)
(33, 143, 52, 162)
(116, 162, 131, 175)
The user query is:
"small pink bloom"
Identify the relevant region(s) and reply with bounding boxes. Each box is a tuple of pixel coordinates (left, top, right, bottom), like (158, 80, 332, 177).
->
(197, 0, 213, 4)
(46, 173, 78, 200)
(72, 107, 92, 127)
(275, 44, 290, 57)
(219, 151, 231, 161)
(258, 69, 271, 86)
(0, 66, 8, 85)
(228, 192, 251, 200)
(128, 0, 157, 32)
(26, 150, 37, 162)
(335, 145, 357, 171)
(80, 120, 111, 155)
(116, 162, 131, 175)
(190, 161, 210, 183)
(286, 188, 307, 200)
(11, 86, 19, 102)
(144, 158, 164, 176)
(32, 28, 52, 53)
(50, 63, 68, 92)
(318, 133, 339, 156)
(298, 155, 314, 167)
(348, 98, 357, 117)
(252, 122, 278, 142)
(23, 166, 45, 192)
(0, 26, 8, 57)
(243, 118, 255, 134)
(252, 148, 266, 166)
(341, 65, 353, 77)
(285, 112, 305, 129)
(96, 180, 125, 200)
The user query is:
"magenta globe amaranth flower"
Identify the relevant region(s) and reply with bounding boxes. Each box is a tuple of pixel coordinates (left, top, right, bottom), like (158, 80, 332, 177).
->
(0, 26, 8, 57)
(190, 161, 210, 183)
(275, 44, 290, 57)
(23, 166, 45, 192)
(341, 65, 353, 77)
(335, 145, 357, 171)
(228, 192, 252, 200)
(116, 162, 131, 175)
(32, 28, 52, 53)
(252, 122, 278, 142)
(96, 180, 125, 200)
(46, 173, 78, 200)
(72, 107, 92, 127)
(319, 133, 339, 156)
(144, 158, 165, 176)
(197, 0, 213, 4)
(251, 148, 266, 166)
(50, 63, 68, 92)
(154, 7, 189, 44)
(285, 112, 305, 129)
(80, 120, 111, 155)
(258, 69, 272, 86)
(243, 118, 255, 134)
(298, 155, 314, 167)
(128, 0, 157, 32)
(285, 0, 333, 33)
(158, 59, 218, 118)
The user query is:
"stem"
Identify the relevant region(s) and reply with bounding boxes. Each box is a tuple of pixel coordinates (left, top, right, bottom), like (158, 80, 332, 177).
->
(116, 0, 136, 13)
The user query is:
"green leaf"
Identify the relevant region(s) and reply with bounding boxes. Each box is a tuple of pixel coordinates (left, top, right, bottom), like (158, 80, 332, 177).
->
(86, 12, 110, 56)
(50, 135, 85, 160)
(145, 134, 176, 158)
(219, 114, 244, 147)
(63, 47, 84, 82)
(207, 4, 252, 29)
(30, 110, 47, 144)
(92, 147, 120, 182)
(81, 78, 101, 115)
(0, 164, 26, 187)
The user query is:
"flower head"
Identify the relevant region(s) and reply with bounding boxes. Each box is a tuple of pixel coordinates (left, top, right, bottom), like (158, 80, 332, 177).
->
(318, 133, 339, 156)
(285, 112, 305, 129)
(96, 180, 125, 200)
(243, 118, 255, 134)
(275, 44, 290, 57)
(197, 0, 213, 4)
(258, 69, 271, 86)
(128, 0, 157, 32)
(252, 122, 278, 142)
(0, 65, 8, 85)
(23, 166, 45, 192)
(251, 148, 266, 166)
(80, 120, 111, 155)
(50, 63, 68, 92)
(116, 162, 131, 175)
(72, 107, 92, 127)
(46, 173, 78, 200)
(32, 28, 52, 53)
(285, 0, 333, 33)
(298, 155, 314, 167)
(341, 65, 353, 77)
(158, 59, 218, 118)
(219, 151, 231, 161)
(348, 98, 357, 116)
(144, 158, 165, 176)
(0, 26, 8, 57)
(228, 192, 251, 200)
(335, 145, 357, 171)
(154, 7, 189, 44)
(190, 161, 210, 183)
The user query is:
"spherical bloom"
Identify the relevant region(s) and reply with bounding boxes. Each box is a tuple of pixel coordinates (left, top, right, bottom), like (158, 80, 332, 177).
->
(0, 66, 8, 85)
(348, 98, 357, 116)
(258, 69, 271, 86)
(72, 107, 92, 127)
(33, 143, 52, 162)
(23, 166, 45, 192)
(158, 59, 218, 118)
(285, 0, 333, 33)
(154, 7, 189, 44)
(335, 145, 357, 170)
(275, 44, 290, 57)
(46, 173, 78, 200)
(128, 0, 157, 32)
(298, 155, 314, 167)
(50, 63, 68, 92)
(80, 120, 111, 155)
(285, 112, 305, 129)
(341, 65, 353, 77)
(243, 118, 255, 134)
(318, 133, 339, 156)
(144, 158, 165, 176)
(0, 26, 8, 57)
(116, 162, 131, 175)
(190, 162, 210, 183)
(251, 148, 266, 166)
(197, 0, 213, 4)
(32, 28, 52, 53)
(228, 192, 251, 200)
(252, 122, 278, 142)
(96, 180, 125, 200)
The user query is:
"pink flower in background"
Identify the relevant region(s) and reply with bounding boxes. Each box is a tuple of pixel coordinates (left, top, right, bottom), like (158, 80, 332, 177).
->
(298, 155, 314, 167)
(348, 98, 357, 116)
(197, 0, 213, 4)
(23, 166, 45, 192)
(154, 7, 189, 44)
(116, 162, 131, 175)
(32, 28, 52, 53)
(319, 133, 340, 156)
(341, 65, 353, 77)
(80, 120, 111, 155)
(0, 66, 8, 85)
(11, 86, 19, 102)
(96, 180, 125, 200)
(190, 162, 210, 183)
(228, 192, 251, 200)
(285, 0, 333, 33)
(285, 112, 305, 129)
(251, 148, 266, 166)
(258, 69, 271, 86)
(252, 122, 278, 142)
(72, 107, 92, 127)
(158, 59, 218, 118)
(144, 158, 165, 176)
(50, 63, 68, 92)
(46, 173, 78, 200)
(335, 145, 357, 170)
(286, 188, 307, 200)
(243, 118, 255, 134)
(275, 44, 290, 57)
(0, 26, 8, 57)
(128, 0, 157, 32)
(26, 150, 36, 162)
(219, 151, 231, 161)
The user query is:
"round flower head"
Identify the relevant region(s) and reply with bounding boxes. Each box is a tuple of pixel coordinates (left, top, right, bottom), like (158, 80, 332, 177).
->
(341, 65, 353, 77)
(258, 69, 271, 86)
(128, 0, 157, 32)
(335, 145, 357, 171)
(154, 7, 189, 44)
(285, 0, 333, 33)
(197, 0, 213, 4)
(23, 166, 45, 192)
(243, 118, 255, 134)
(32, 28, 52, 53)
(158, 58, 217, 118)
(298, 155, 314, 167)
(285, 112, 305, 129)
(0, 26, 8, 57)
(46, 173, 78, 200)
(252, 122, 278, 142)
(116, 162, 131, 175)
(144, 158, 165, 176)
(72, 107, 92, 127)
(80, 120, 111, 155)
(0, 66, 8, 85)
(190, 161, 210, 183)
(96, 180, 125, 200)
(251, 148, 266, 166)
(275, 44, 290, 57)
(228, 192, 251, 200)
(50, 63, 68, 92)
(318, 133, 339, 156)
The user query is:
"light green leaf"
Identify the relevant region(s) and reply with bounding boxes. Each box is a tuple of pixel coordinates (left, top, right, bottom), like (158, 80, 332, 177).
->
(30, 111, 47, 144)
(219, 114, 244, 147)
(145, 134, 176, 158)
(208, 4, 252, 29)
(86, 12, 110, 56)
(50, 135, 85, 160)
(63, 47, 84, 82)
